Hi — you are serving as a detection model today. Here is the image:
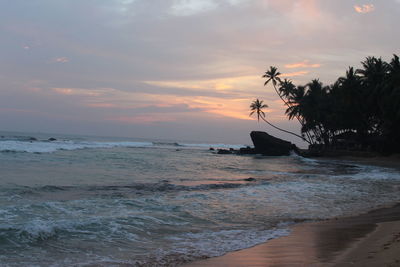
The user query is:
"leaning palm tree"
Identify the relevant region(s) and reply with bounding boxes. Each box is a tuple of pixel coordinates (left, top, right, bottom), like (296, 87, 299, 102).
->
(263, 67, 313, 144)
(250, 99, 306, 141)
(263, 67, 284, 102)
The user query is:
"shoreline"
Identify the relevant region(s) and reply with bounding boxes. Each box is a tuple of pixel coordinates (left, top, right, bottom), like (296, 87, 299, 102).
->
(183, 157, 400, 267)
(183, 204, 400, 266)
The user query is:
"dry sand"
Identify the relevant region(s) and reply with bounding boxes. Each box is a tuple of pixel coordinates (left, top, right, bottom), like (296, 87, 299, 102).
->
(333, 220, 400, 267)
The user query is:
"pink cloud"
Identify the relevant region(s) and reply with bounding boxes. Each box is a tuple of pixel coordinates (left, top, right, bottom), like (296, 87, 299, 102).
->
(285, 61, 321, 69)
(52, 87, 104, 96)
(354, 4, 375, 13)
(281, 71, 309, 77)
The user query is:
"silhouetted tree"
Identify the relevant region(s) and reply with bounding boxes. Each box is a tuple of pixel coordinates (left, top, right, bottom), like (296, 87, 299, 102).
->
(249, 99, 305, 141)
(254, 54, 400, 153)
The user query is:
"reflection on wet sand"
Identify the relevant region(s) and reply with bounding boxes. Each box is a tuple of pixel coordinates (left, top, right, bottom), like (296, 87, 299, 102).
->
(185, 205, 400, 266)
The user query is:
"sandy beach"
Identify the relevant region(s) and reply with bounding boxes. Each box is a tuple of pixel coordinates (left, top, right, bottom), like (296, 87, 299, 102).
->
(184, 204, 400, 266)
(184, 157, 400, 267)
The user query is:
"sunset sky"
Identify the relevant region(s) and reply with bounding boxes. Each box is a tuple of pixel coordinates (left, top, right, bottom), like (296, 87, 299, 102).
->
(1, 0, 399, 145)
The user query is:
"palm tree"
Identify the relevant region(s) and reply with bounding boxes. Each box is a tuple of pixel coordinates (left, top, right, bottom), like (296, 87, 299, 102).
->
(285, 85, 306, 120)
(263, 66, 285, 104)
(250, 99, 306, 141)
(249, 98, 268, 122)
(263, 66, 314, 144)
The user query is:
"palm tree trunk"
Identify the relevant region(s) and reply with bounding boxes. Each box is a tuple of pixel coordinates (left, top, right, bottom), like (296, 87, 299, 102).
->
(272, 83, 314, 144)
(261, 117, 309, 143)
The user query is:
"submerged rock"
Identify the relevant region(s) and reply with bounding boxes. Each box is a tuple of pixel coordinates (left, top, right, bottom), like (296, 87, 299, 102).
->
(250, 131, 297, 156)
(239, 146, 257, 154)
(217, 149, 234, 154)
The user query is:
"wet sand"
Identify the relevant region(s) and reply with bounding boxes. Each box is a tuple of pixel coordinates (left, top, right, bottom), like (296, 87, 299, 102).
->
(184, 204, 400, 267)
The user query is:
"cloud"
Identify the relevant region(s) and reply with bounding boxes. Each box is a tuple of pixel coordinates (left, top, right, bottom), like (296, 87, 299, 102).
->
(169, 0, 219, 16)
(52, 87, 107, 96)
(354, 4, 375, 13)
(107, 114, 176, 124)
(168, 0, 247, 16)
(144, 75, 260, 93)
(285, 61, 321, 69)
(54, 57, 69, 63)
(281, 71, 310, 77)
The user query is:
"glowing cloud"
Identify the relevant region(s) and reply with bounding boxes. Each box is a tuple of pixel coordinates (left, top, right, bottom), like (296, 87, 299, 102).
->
(285, 61, 321, 69)
(281, 71, 309, 77)
(144, 75, 260, 93)
(354, 4, 375, 13)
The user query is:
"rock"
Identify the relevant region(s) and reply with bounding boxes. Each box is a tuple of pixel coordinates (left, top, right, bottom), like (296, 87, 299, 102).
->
(244, 177, 256, 182)
(209, 147, 215, 151)
(217, 149, 233, 154)
(48, 138, 57, 141)
(250, 131, 297, 156)
(239, 146, 257, 154)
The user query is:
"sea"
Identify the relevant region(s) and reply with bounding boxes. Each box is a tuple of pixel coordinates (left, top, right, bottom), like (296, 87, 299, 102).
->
(1, 131, 400, 266)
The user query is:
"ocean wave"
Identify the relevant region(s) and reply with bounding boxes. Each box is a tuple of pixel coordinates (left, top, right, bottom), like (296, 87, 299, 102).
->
(179, 143, 245, 149)
(147, 227, 290, 266)
(0, 139, 246, 153)
(0, 140, 154, 153)
(15, 181, 255, 197)
(0, 219, 60, 244)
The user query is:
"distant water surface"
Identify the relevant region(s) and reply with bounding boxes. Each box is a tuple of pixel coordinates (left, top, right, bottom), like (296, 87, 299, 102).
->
(0, 132, 399, 266)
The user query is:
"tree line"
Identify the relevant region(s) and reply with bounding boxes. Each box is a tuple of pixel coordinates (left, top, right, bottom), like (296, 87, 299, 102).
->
(250, 55, 400, 154)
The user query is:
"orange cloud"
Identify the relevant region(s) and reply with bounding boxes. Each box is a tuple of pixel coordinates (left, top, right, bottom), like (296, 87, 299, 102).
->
(281, 71, 309, 77)
(49, 81, 285, 123)
(285, 61, 321, 69)
(354, 4, 374, 13)
(144, 75, 260, 92)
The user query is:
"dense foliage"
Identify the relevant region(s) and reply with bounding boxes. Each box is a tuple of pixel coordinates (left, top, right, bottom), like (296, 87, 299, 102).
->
(261, 55, 400, 154)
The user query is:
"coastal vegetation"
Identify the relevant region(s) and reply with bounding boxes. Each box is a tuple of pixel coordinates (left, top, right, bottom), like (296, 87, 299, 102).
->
(253, 55, 400, 154)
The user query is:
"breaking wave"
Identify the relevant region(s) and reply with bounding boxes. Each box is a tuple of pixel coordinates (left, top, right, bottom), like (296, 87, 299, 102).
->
(0, 139, 246, 153)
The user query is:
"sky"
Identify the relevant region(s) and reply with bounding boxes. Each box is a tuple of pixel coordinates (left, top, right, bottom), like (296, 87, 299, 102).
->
(1, 0, 399, 145)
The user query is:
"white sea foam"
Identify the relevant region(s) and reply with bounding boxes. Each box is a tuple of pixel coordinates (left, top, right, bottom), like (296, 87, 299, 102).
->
(0, 140, 153, 153)
(0, 140, 246, 153)
(162, 228, 290, 262)
(179, 143, 246, 149)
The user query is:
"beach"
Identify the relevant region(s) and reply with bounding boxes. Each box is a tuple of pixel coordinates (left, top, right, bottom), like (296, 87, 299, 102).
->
(186, 157, 400, 267)
(185, 204, 400, 266)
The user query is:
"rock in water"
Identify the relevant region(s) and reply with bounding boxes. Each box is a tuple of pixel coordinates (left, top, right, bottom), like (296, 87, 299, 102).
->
(250, 131, 297, 156)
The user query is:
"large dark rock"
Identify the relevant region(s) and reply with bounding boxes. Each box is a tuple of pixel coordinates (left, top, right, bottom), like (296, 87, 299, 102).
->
(250, 131, 297, 156)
